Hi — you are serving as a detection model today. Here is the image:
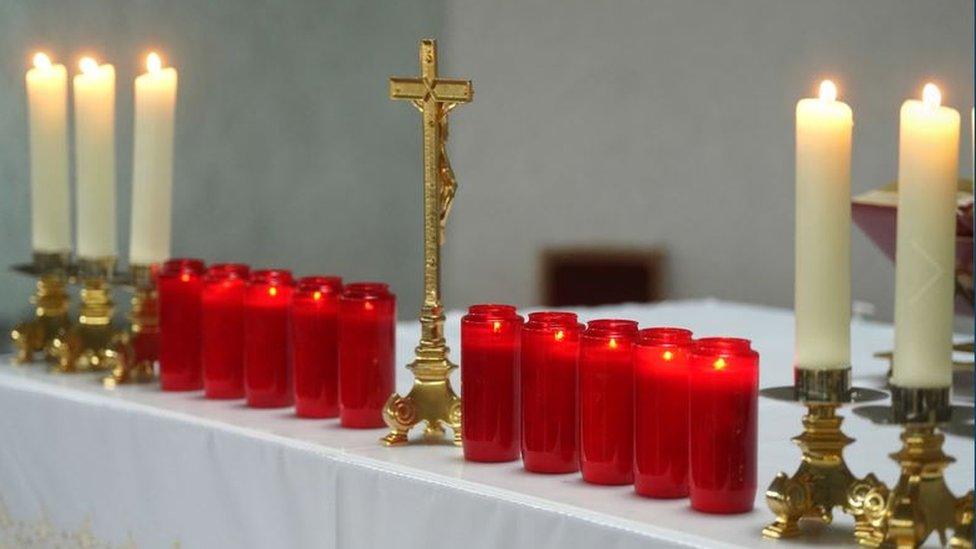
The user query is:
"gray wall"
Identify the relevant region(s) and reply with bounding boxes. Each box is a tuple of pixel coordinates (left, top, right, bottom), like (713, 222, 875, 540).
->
(440, 0, 974, 322)
(1, 1, 973, 349)
(0, 0, 443, 343)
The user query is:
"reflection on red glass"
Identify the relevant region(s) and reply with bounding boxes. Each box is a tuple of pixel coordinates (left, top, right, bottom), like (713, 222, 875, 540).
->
(201, 263, 250, 399)
(243, 269, 294, 408)
(634, 327, 694, 498)
(158, 258, 206, 391)
(579, 319, 639, 485)
(338, 282, 395, 428)
(461, 304, 523, 462)
(521, 311, 582, 473)
(292, 276, 343, 418)
(689, 337, 759, 514)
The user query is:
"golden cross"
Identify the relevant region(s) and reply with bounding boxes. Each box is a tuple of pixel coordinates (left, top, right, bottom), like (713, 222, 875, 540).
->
(382, 39, 471, 447)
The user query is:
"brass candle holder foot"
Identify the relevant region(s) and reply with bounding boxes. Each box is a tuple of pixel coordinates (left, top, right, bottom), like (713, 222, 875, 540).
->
(10, 252, 71, 364)
(762, 368, 889, 541)
(50, 257, 116, 373)
(103, 264, 158, 386)
(858, 387, 974, 548)
(381, 38, 471, 447)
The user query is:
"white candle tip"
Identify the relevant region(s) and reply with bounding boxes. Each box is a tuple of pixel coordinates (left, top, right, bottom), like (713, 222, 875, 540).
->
(922, 83, 942, 109)
(818, 80, 837, 102)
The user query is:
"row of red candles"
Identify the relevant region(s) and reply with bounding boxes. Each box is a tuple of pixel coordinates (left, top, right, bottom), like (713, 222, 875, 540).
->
(156, 259, 396, 427)
(460, 304, 760, 514)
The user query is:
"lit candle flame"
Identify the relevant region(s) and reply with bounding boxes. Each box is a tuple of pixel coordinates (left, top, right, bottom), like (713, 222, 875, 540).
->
(554, 330, 565, 342)
(268, 286, 278, 297)
(33, 52, 52, 70)
(312, 291, 322, 301)
(364, 301, 374, 311)
(662, 350, 674, 361)
(492, 320, 502, 333)
(922, 83, 941, 109)
(146, 52, 162, 74)
(818, 80, 837, 102)
(79, 57, 99, 75)
(608, 338, 618, 349)
(180, 273, 190, 283)
(713, 357, 727, 371)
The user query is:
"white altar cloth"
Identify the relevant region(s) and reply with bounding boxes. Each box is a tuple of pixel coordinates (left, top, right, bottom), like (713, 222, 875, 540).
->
(0, 300, 971, 548)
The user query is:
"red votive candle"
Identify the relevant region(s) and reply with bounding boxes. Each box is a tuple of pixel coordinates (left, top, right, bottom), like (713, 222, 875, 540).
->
(634, 327, 694, 498)
(243, 269, 295, 408)
(338, 282, 396, 428)
(579, 319, 639, 485)
(461, 304, 524, 462)
(201, 263, 250, 399)
(689, 337, 759, 514)
(521, 311, 582, 473)
(158, 258, 206, 391)
(292, 276, 343, 418)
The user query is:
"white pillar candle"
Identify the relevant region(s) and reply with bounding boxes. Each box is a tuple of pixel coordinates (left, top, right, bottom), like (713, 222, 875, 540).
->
(73, 57, 116, 259)
(794, 80, 853, 370)
(892, 83, 960, 389)
(25, 53, 71, 252)
(129, 52, 178, 266)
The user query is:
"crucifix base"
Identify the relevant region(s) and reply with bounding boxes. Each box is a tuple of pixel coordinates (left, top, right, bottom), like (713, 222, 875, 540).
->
(381, 346, 461, 446)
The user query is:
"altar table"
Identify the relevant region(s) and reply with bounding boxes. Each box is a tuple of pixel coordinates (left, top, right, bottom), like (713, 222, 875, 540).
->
(0, 300, 971, 548)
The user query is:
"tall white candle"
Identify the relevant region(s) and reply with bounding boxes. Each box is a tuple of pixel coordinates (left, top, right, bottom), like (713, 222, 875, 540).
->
(129, 52, 178, 266)
(25, 53, 71, 252)
(892, 83, 960, 389)
(794, 80, 852, 370)
(73, 57, 116, 259)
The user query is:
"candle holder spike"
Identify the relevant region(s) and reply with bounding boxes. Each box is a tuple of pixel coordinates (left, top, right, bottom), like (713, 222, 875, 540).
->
(762, 368, 889, 541)
(103, 264, 158, 386)
(50, 257, 117, 373)
(382, 39, 471, 446)
(10, 252, 72, 364)
(858, 387, 974, 548)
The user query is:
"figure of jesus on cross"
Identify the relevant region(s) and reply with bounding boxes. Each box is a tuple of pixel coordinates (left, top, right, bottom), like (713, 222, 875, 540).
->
(382, 39, 472, 446)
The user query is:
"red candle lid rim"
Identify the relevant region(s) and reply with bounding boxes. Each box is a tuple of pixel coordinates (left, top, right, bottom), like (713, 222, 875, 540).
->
(204, 263, 250, 281)
(467, 303, 517, 316)
(249, 269, 294, 285)
(296, 276, 343, 296)
(583, 318, 639, 337)
(162, 258, 205, 276)
(462, 312, 524, 325)
(341, 282, 392, 299)
(524, 311, 581, 331)
(693, 337, 754, 356)
(638, 327, 694, 347)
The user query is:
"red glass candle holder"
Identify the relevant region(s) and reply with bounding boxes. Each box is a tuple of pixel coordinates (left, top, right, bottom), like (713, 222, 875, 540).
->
(521, 311, 582, 473)
(338, 282, 396, 428)
(243, 269, 295, 408)
(579, 319, 639, 485)
(201, 263, 250, 399)
(291, 276, 343, 418)
(158, 258, 206, 391)
(461, 304, 524, 462)
(689, 337, 759, 514)
(634, 327, 695, 498)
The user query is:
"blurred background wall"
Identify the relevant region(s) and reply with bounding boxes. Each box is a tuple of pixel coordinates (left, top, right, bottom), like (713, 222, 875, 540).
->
(0, 0, 972, 349)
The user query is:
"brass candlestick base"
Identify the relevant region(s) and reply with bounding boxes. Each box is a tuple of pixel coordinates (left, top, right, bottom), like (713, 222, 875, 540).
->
(763, 368, 889, 541)
(859, 387, 974, 548)
(382, 39, 471, 447)
(103, 264, 158, 386)
(10, 252, 71, 364)
(50, 257, 116, 373)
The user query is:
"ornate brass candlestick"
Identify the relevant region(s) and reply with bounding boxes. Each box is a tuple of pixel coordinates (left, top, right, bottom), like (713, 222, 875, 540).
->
(858, 387, 974, 548)
(103, 264, 158, 386)
(50, 257, 116, 373)
(381, 39, 472, 446)
(763, 368, 889, 541)
(10, 251, 71, 363)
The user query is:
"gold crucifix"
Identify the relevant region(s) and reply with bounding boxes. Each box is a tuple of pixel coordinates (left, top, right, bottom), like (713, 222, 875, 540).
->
(382, 39, 472, 446)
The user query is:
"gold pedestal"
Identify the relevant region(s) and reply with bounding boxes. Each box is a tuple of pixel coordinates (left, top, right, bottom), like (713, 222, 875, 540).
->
(859, 387, 974, 548)
(763, 368, 888, 541)
(381, 39, 471, 446)
(50, 257, 116, 373)
(104, 264, 158, 386)
(10, 252, 71, 364)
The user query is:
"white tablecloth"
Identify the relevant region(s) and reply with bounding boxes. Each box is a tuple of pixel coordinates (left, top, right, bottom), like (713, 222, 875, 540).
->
(0, 300, 971, 548)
